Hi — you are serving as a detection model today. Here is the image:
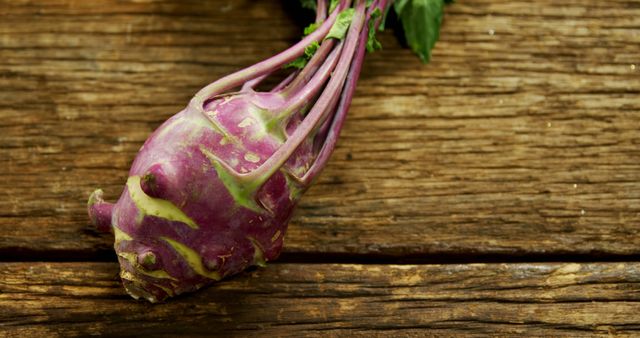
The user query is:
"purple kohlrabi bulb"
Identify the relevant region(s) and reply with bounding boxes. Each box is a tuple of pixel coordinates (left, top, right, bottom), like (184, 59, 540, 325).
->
(87, 0, 376, 302)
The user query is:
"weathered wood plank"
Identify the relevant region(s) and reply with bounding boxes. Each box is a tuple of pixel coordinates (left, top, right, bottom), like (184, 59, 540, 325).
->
(1, 262, 639, 336)
(1, 0, 639, 258)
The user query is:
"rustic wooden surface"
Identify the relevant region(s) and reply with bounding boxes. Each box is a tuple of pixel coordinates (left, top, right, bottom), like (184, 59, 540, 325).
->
(1, 0, 639, 336)
(1, 0, 639, 259)
(2, 262, 640, 337)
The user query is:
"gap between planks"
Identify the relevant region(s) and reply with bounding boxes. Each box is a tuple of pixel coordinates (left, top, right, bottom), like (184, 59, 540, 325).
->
(3, 247, 640, 266)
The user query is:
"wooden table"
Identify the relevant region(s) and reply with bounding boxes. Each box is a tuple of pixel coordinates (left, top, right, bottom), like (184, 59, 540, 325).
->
(1, 0, 639, 336)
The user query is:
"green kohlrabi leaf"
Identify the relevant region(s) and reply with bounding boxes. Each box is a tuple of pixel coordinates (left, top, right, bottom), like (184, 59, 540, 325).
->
(325, 8, 355, 40)
(394, 0, 446, 63)
(303, 22, 320, 36)
(300, 0, 317, 10)
(285, 41, 321, 69)
(285, 57, 308, 70)
(378, 5, 392, 31)
(329, 0, 340, 13)
(366, 8, 383, 53)
(305, 41, 321, 58)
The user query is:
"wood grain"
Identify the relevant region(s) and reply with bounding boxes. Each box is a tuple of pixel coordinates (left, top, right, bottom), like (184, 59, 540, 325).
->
(1, 262, 639, 337)
(1, 0, 639, 259)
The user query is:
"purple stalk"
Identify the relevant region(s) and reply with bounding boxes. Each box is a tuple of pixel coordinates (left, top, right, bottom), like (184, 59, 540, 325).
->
(302, 1, 378, 184)
(278, 0, 334, 96)
(241, 72, 270, 91)
(270, 71, 298, 92)
(304, 0, 389, 179)
(214, 0, 367, 188)
(87, 189, 114, 233)
(190, 5, 343, 107)
(276, 42, 343, 118)
(316, 0, 328, 22)
(279, 39, 336, 97)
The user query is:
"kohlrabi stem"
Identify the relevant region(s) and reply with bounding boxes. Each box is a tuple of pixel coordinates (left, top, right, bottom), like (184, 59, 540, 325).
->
(191, 6, 342, 107)
(375, 0, 390, 24)
(270, 71, 299, 92)
(312, 0, 385, 139)
(88, 189, 114, 233)
(316, 0, 327, 22)
(272, 0, 335, 95)
(214, 0, 367, 189)
(279, 39, 336, 98)
(302, 2, 375, 184)
(280, 0, 352, 97)
(241, 72, 270, 91)
(274, 44, 342, 139)
(275, 41, 343, 121)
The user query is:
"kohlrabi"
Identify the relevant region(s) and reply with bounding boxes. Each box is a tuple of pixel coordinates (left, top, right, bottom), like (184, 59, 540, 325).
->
(88, 0, 450, 302)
